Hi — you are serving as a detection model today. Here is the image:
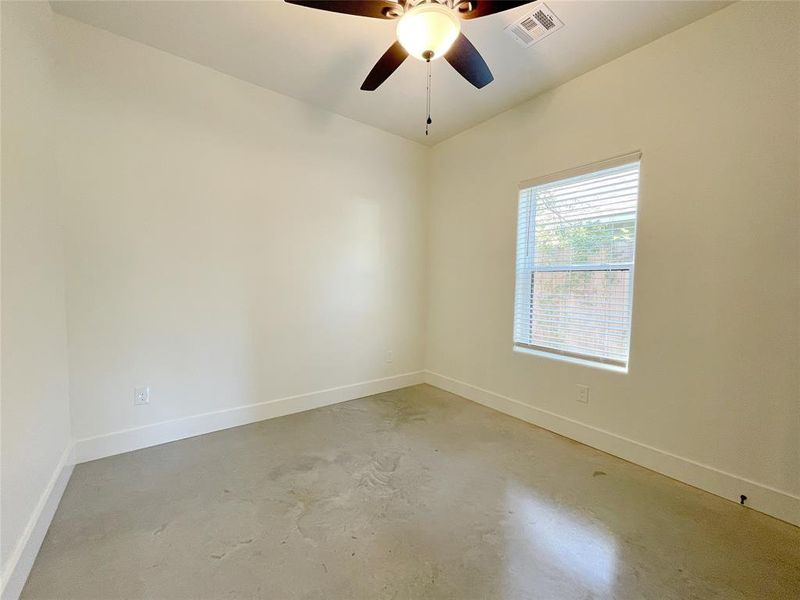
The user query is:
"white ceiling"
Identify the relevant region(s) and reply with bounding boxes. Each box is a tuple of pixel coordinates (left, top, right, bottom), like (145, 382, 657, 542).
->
(50, 0, 729, 145)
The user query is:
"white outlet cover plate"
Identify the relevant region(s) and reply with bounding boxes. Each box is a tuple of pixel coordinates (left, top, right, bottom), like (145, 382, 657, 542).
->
(134, 386, 150, 405)
(577, 385, 589, 404)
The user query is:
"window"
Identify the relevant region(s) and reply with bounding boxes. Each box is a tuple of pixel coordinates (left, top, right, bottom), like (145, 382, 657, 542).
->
(513, 153, 641, 370)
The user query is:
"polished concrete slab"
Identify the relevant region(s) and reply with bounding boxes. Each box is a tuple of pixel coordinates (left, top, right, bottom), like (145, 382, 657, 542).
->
(23, 384, 800, 599)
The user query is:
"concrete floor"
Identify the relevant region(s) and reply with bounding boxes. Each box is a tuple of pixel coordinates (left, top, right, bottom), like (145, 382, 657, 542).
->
(23, 385, 800, 599)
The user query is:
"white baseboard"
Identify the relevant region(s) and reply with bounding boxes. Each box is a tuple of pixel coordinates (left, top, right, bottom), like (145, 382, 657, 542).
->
(424, 370, 800, 527)
(1, 445, 74, 600)
(74, 371, 425, 464)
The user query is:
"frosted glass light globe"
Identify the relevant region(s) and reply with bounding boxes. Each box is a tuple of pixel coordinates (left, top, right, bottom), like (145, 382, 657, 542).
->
(396, 3, 461, 61)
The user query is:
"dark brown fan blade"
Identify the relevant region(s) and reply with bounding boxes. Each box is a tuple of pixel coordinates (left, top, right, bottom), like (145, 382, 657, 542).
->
(458, 0, 532, 19)
(444, 33, 493, 89)
(361, 41, 408, 91)
(284, 0, 401, 19)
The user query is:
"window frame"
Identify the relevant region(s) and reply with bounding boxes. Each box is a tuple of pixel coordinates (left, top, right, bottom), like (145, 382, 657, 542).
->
(513, 152, 642, 373)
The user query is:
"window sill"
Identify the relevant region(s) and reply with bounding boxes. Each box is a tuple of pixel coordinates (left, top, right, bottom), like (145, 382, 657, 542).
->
(513, 345, 629, 374)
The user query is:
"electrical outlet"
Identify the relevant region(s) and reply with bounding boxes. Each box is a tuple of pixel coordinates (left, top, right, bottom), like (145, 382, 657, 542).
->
(576, 384, 589, 404)
(134, 386, 150, 405)
(385, 350, 394, 364)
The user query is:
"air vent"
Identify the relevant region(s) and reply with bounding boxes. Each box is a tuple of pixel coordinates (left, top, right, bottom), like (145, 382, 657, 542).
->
(505, 3, 564, 48)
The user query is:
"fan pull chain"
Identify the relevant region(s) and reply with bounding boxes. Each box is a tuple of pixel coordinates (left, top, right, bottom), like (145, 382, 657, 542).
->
(425, 58, 432, 136)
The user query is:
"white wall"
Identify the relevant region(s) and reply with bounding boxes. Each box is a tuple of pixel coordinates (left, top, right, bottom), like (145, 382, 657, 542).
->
(53, 16, 428, 444)
(0, 2, 73, 597)
(426, 0, 800, 512)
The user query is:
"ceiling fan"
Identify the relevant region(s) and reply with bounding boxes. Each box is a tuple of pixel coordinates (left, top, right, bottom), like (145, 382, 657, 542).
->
(284, 0, 533, 91)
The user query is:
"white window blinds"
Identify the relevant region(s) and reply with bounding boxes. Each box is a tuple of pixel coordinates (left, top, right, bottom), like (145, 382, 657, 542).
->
(514, 154, 641, 369)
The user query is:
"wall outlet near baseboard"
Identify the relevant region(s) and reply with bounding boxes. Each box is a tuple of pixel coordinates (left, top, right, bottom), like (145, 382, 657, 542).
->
(385, 350, 394, 364)
(576, 384, 589, 404)
(134, 386, 150, 405)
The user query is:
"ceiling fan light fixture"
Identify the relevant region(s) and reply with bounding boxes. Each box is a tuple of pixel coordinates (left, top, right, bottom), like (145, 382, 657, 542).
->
(396, 3, 461, 61)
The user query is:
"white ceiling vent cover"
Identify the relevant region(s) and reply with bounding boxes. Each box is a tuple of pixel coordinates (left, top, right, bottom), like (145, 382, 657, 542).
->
(505, 3, 564, 48)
